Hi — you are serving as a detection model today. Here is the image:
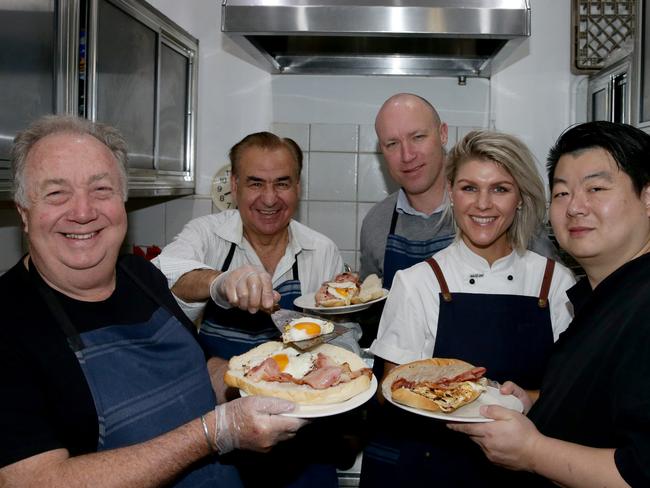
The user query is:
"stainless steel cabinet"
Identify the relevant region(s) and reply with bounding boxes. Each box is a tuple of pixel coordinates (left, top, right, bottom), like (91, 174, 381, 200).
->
(84, 0, 198, 196)
(634, 0, 650, 129)
(0, 0, 198, 200)
(587, 56, 631, 124)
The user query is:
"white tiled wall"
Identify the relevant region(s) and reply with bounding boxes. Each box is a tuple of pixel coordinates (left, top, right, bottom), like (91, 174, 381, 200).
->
(273, 121, 483, 271)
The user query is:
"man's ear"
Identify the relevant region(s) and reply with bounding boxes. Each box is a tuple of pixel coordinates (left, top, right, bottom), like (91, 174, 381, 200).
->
(16, 205, 29, 233)
(643, 184, 650, 217)
(230, 175, 239, 206)
(439, 123, 449, 146)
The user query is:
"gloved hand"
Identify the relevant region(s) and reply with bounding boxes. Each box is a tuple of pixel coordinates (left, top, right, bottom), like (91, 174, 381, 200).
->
(215, 396, 308, 453)
(209, 265, 280, 313)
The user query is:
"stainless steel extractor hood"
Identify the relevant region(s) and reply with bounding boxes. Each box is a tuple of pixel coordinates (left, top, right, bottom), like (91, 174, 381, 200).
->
(221, 0, 531, 77)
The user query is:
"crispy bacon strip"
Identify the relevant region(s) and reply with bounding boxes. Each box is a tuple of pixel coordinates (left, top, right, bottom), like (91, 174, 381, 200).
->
(391, 366, 486, 392)
(245, 353, 371, 390)
(333, 272, 360, 285)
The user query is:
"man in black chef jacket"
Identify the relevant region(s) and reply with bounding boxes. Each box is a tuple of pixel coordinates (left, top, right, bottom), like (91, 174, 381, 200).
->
(0, 115, 306, 487)
(450, 121, 650, 488)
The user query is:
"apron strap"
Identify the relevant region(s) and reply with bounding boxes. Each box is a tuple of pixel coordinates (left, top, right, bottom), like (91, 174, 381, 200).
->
(28, 259, 85, 352)
(537, 258, 555, 308)
(425, 258, 452, 302)
(221, 242, 237, 272)
(389, 204, 399, 234)
(291, 258, 299, 281)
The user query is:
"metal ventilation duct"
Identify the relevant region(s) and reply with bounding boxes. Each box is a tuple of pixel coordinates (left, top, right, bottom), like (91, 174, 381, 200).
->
(221, 0, 531, 77)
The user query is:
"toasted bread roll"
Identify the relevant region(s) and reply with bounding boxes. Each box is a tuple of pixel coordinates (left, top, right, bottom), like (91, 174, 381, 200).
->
(383, 358, 486, 413)
(225, 342, 372, 404)
(351, 274, 384, 304)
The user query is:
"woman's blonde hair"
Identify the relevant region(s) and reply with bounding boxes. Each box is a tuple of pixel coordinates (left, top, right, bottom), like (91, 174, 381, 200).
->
(446, 130, 546, 253)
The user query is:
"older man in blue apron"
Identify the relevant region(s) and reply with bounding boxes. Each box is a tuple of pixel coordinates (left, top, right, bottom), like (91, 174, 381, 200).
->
(0, 116, 307, 487)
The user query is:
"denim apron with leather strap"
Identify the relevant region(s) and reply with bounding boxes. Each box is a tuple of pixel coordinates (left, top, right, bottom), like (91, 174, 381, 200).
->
(199, 242, 301, 360)
(382, 205, 455, 289)
(32, 261, 242, 487)
(361, 257, 556, 487)
(198, 245, 338, 488)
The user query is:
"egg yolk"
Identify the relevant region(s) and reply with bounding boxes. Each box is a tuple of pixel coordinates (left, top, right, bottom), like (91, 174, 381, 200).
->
(294, 322, 322, 336)
(271, 354, 289, 371)
(335, 288, 350, 297)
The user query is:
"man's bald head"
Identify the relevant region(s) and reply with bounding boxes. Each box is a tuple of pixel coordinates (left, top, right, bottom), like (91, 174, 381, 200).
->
(374, 93, 448, 212)
(375, 93, 442, 132)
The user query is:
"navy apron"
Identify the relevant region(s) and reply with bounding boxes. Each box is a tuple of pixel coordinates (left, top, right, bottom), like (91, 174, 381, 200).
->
(198, 243, 339, 488)
(199, 242, 301, 360)
(32, 260, 242, 487)
(361, 257, 556, 487)
(382, 205, 455, 289)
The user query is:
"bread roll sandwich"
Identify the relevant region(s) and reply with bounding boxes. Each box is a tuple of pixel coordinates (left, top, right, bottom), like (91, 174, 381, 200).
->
(351, 274, 385, 304)
(314, 272, 384, 307)
(384, 358, 487, 413)
(225, 341, 373, 404)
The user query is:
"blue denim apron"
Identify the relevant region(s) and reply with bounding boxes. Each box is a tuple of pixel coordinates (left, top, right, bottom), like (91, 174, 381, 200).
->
(34, 261, 242, 487)
(199, 242, 301, 360)
(197, 244, 338, 488)
(361, 258, 556, 487)
(382, 205, 454, 289)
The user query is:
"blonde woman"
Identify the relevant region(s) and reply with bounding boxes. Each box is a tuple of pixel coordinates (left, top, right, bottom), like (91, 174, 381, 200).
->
(361, 130, 576, 486)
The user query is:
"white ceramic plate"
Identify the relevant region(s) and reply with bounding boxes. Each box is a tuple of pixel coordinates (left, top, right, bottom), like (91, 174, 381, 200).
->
(383, 385, 523, 423)
(293, 290, 389, 315)
(240, 376, 377, 418)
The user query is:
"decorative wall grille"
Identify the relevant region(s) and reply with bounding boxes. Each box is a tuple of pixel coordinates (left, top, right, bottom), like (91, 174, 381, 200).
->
(572, 0, 636, 73)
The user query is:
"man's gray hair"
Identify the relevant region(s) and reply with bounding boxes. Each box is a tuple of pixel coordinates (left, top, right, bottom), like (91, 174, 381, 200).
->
(11, 115, 129, 207)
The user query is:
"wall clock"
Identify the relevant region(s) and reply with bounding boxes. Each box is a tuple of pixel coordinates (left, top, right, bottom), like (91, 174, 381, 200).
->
(211, 164, 235, 211)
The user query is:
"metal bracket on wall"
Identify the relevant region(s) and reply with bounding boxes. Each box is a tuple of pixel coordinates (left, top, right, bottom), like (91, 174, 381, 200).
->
(572, 0, 636, 74)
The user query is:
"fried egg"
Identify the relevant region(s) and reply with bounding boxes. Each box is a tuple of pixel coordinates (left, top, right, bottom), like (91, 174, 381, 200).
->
(282, 317, 335, 343)
(327, 281, 358, 300)
(242, 346, 317, 379)
(268, 348, 316, 379)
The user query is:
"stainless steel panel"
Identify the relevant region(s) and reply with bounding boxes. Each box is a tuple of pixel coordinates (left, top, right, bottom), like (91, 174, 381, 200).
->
(158, 42, 189, 172)
(223, 1, 530, 36)
(94, 0, 156, 170)
(221, 0, 530, 76)
(0, 0, 56, 161)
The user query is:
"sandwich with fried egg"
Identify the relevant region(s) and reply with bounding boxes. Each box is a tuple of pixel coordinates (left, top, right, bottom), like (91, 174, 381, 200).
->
(314, 272, 384, 307)
(384, 358, 488, 413)
(224, 341, 373, 404)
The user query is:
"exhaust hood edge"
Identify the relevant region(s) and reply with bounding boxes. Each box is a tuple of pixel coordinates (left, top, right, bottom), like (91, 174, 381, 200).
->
(221, 0, 532, 78)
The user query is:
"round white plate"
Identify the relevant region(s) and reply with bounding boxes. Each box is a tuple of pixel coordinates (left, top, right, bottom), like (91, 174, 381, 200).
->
(383, 385, 523, 423)
(240, 376, 377, 418)
(293, 290, 388, 315)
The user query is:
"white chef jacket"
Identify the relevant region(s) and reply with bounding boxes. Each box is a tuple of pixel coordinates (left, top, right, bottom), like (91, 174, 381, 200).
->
(370, 239, 576, 365)
(153, 210, 344, 321)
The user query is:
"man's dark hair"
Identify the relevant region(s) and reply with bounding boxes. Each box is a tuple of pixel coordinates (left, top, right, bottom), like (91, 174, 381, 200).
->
(547, 121, 650, 195)
(229, 131, 302, 178)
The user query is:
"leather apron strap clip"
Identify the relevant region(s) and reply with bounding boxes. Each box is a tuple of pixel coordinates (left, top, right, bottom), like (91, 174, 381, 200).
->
(537, 258, 556, 308)
(426, 258, 452, 302)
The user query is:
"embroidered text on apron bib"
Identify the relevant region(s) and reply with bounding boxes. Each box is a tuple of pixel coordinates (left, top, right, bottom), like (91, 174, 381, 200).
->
(32, 261, 242, 487)
(199, 242, 302, 359)
(382, 205, 454, 289)
(361, 257, 556, 487)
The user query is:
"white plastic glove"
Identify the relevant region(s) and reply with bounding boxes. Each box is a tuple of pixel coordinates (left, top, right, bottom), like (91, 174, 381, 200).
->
(209, 265, 279, 313)
(215, 396, 308, 453)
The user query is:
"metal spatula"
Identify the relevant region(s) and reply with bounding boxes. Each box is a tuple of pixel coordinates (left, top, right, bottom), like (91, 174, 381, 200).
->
(269, 309, 350, 351)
